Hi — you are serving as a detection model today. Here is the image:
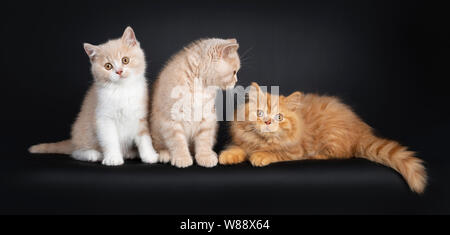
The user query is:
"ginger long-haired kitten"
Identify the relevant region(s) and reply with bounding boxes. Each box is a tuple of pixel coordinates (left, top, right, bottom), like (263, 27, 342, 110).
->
(29, 27, 159, 166)
(151, 38, 240, 168)
(219, 82, 427, 193)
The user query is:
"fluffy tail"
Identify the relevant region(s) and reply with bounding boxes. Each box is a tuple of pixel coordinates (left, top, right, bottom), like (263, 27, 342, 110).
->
(29, 139, 74, 155)
(356, 135, 427, 194)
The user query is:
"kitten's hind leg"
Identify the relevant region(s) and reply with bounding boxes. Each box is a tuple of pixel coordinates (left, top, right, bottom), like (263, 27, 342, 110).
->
(123, 148, 138, 160)
(158, 149, 171, 163)
(219, 146, 247, 165)
(311, 154, 330, 160)
(72, 149, 103, 162)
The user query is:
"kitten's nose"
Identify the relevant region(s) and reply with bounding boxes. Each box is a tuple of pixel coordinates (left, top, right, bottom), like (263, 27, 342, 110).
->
(265, 119, 272, 125)
(116, 70, 123, 75)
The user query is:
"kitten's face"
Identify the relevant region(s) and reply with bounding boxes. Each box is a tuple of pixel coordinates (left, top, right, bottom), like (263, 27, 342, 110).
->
(243, 83, 302, 139)
(209, 39, 240, 89)
(83, 27, 146, 83)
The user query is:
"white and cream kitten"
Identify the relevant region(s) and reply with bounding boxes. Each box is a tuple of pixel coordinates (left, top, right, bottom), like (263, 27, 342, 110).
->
(151, 38, 240, 168)
(29, 27, 158, 166)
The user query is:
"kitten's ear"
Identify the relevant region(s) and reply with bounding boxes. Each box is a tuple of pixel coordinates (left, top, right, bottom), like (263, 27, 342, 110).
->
(83, 43, 99, 59)
(220, 40, 239, 58)
(251, 82, 262, 93)
(121, 26, 138, 47)
(227, 38, 237, 44)
(248, 82, 264, 104)
(285, 91, 303, 110)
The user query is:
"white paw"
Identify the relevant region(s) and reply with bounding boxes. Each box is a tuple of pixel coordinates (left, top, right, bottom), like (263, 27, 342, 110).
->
(102, 154, 124, 166)
(72, 149, 103, 162)
(195, 151, 218, 168)
(140, 151, 159, 164)
(84, 150, 103, 162)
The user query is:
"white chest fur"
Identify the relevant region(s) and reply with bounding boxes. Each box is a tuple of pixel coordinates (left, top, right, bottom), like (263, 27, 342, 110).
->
(96, 76, 147, 140)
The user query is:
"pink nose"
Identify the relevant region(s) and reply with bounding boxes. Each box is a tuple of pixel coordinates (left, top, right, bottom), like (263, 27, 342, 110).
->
(265, 119, 272, 125)
(116, 70, 123, 75)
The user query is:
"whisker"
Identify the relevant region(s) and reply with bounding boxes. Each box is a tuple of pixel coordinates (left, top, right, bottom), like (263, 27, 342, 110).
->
(240, 46, 254, 59)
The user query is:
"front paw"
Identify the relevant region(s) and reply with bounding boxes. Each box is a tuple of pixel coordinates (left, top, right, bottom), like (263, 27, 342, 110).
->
(102, 153, 124, 166)
(219, 150, 246, 165)
(195, 151, 218, 168)
(140, 149, 159, 164)
(171, 154, 193, 168)
(249, 152, 275, 167)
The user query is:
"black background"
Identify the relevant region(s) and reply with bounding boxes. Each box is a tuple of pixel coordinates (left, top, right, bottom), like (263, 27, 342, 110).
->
(2, 0, 450, 214)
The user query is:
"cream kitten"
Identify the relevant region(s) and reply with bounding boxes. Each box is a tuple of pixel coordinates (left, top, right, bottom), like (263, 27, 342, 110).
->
(151, 38, 240, 168)
(29, 27, 159, 166)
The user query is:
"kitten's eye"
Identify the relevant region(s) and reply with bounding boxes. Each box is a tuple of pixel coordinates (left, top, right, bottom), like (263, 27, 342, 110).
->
(274, 113, 284, 122)
(233, 70, 237, 75)
(257, 110, 264, 117)
(104, 63, 113, 70)
(122, 57, 130, 65)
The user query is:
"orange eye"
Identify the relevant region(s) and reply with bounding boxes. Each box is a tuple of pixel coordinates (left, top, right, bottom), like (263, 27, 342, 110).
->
(274, 113, 284, 121)
(104, 63, 113, 70)
(122, 57, 130, 64)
